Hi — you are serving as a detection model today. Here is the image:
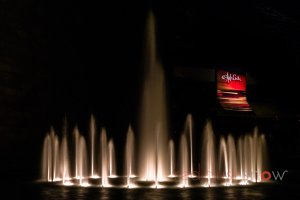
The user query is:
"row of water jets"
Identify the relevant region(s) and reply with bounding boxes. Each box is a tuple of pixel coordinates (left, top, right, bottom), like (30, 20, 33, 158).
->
(41, 114, 268, 188)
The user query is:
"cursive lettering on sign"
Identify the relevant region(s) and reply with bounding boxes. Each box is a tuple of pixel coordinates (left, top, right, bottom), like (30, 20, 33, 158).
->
(221, 72, 242, 83)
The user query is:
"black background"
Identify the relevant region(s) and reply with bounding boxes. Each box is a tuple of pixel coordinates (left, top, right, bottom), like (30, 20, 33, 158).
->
(1, 0, 300, 182)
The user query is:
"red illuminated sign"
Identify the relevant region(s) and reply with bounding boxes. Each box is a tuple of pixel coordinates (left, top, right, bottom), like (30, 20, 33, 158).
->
(217, 70, 246, 91)
(217, 69, 252, 112)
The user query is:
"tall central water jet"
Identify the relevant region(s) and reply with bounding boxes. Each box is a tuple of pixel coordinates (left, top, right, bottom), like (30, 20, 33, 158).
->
(184, 114, 194, 177)
(180, 134, 189, 187)
(101, 128, 108, 187)
(138, 12, 169, 182)
(89, 115, 97, 178)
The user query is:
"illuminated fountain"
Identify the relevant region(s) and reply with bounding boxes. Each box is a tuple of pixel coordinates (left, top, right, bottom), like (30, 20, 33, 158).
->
(89, 115, 98, 179)
(168, 140, 175, 178)
(125, 126, 135, 187)
(100, 128, 108, 187)
(40, 12, 269, 188)
(137, 11, 169, 187)
(201, 121, 216, 187)
(41, 117, 268, 188)
(180, 134, 189, 187)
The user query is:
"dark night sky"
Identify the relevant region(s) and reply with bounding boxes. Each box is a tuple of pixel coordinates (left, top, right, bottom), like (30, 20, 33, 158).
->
(1, 0, 300, 181)
(3, 1, 297, 106)
(16, 0, 300, 112)
(1, 1, 300, 120)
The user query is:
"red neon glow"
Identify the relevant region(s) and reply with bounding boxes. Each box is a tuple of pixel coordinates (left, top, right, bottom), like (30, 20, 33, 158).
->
(216, 70, 252, 112)
(217, 70, 246, 91)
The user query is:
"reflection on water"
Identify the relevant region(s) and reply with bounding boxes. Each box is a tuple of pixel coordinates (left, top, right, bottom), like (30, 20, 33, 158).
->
(2, 183, 299, 200)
